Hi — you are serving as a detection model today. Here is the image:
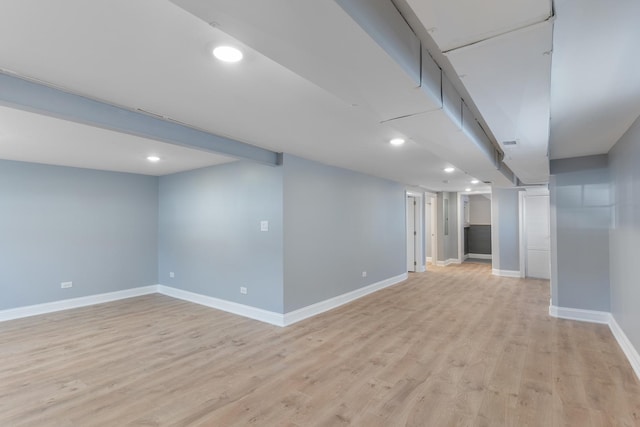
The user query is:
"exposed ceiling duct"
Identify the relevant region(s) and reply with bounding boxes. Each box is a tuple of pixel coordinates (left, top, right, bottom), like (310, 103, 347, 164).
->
(334, 0, 514, 185)
(169, 0, 517, 188)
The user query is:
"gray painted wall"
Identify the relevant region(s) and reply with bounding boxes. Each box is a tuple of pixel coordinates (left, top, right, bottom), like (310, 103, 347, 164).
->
(158, 161, 284, 313)
(469, 195, 492, 225)
(282, 155, 406, 312)
(435, 192, 459, 262)
(0, 160, 158, 310)
(549, 156, 610, 312)
(491, 188, 520, 272)
(609, 117, 640, 353)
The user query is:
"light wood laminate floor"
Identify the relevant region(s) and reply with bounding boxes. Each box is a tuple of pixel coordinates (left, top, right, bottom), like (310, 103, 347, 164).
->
(1, 263, 639, 426)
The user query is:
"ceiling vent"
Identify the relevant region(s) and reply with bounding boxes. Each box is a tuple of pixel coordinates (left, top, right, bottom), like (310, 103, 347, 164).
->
(503, 140, 518, 146)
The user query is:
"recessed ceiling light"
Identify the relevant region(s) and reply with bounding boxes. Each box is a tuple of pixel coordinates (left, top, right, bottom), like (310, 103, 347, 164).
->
(213, 46, 243, 63)
(147, 156, 160, 162)
(471, 179, 479, 184)
(389, 138, 405, 146)
(444, 167, 455, 173)
(465, 188, 471, 192)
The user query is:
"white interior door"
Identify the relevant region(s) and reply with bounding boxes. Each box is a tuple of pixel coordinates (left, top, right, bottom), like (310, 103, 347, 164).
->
(407, 196, 416, 272)
(524, 194, 550, 279)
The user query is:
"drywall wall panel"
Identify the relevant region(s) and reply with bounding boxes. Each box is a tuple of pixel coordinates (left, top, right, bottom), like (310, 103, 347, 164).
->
(469, 194, 492, 225)
(0, 160, 158, 310)
(158, 161, 284, 313)
(491, 188, 520, 271)
(609, 116, 640, 353)
(549, 155, 610, 312)
(282, 154, 405, 312)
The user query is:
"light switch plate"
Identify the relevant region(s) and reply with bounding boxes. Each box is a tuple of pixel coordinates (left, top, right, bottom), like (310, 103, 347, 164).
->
(260, 220, 269, 231)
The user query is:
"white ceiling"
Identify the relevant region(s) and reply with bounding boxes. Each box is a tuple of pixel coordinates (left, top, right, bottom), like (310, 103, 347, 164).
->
(0, 105, 235, 175)
(549, 0, 640, 159)
(405, 0, 552, 52)
(446, 21, 553, 184)
(0, 0, 635, 190)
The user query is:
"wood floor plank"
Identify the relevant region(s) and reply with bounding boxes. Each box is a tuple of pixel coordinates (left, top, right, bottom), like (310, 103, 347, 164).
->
(1, 263, 639, 426)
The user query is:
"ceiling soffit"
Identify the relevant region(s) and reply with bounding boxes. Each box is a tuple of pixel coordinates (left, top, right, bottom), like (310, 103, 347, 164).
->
(404, 0, 552, 52)
(445, 21, 553, 184)
(173, 0, 515, 186)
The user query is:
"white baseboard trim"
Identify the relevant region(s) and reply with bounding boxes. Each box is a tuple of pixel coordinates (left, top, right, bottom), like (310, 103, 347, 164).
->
(426, 257, 433, 263)
(492, 269, 521, 278)
(549, 305, 612, 324)
(282, 273, 408, 326)
(549, 305, 640, 381)
(0, 285, 158, 322)
(468, 253, 492, 260)
(436, 258, 460, 267)
(157, 285, 284, 327)
(416, 266, 426, 273)
(0, 273, 410, 328)
(609, 317, 640, 381)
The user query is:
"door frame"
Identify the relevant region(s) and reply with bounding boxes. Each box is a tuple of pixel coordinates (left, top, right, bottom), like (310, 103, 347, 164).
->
(406, 191, 425, 273)
(519, 190, 526, 278)
(458, 190, 492, 263)
(424, 192, 437, 266)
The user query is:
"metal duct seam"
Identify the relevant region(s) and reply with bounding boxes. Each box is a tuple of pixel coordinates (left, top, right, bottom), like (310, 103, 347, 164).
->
(335, 0, 520, 186)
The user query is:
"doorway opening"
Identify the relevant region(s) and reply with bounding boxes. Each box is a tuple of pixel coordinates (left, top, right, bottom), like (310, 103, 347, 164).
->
(458, 191, 492, 265)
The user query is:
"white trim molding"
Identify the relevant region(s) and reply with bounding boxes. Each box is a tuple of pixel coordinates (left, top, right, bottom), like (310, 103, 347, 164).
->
(609, 317, 640, 381)
(436, 258, 460, 267)
(0, 274, 409, 329)
(0, 286, 157, 322)
(157, 285, 284, 326)
(549, 305, 611, 324)
(550, 305, 640, 381)
(468, 253, 492, 260)
(492, 269, 521, 278)
(282, 273, 407, 326)
(161, 273, 407, 327)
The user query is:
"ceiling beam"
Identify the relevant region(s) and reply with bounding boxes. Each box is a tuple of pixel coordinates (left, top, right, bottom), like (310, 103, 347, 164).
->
(0, 71, 280, 166)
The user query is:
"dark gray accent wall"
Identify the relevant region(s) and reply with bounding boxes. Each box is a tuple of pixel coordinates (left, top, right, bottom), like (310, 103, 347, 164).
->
(282, 155, 405, 312)
(0, 160, 158, 310)
(549, 155, 611, 312)
(468, 225, 492, 254)
(491, 188, 520, 271)
(609, 116, 640, 352)
(158, 161, 284, 313)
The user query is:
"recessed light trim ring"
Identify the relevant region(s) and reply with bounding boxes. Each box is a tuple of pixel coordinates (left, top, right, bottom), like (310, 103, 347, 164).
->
(213, 46, 243, 63)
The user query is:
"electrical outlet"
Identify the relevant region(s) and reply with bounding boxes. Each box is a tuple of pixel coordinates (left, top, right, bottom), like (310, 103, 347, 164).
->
(240, 287, 248, 295)
(362, 271, 367, 277)
(169, 272, 175, 278)
(61, 281, 73, 289)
